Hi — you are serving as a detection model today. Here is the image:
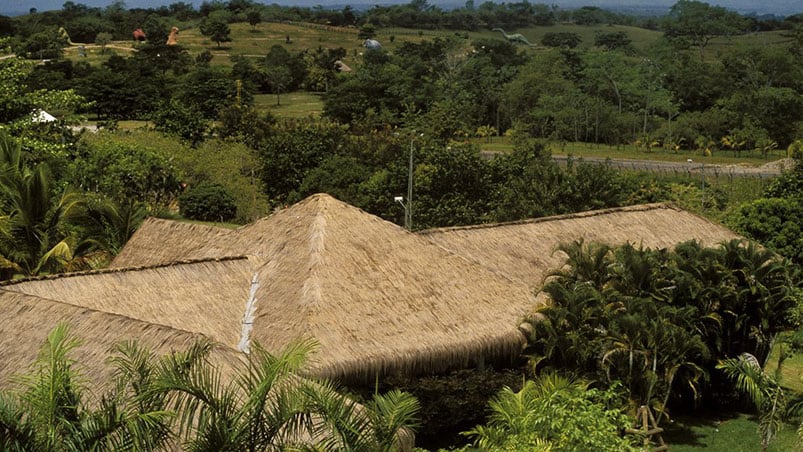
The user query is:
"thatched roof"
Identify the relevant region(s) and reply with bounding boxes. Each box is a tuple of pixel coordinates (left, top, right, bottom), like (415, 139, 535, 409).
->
(227, 194, 535, 379)
(419, 203, 740, 289)
(4, 197, 742, 384)
(0, 289, 242, 392)
(7, 195, 537, 381)
(2, 257, 256, 350)
(111, 218, 234, 268)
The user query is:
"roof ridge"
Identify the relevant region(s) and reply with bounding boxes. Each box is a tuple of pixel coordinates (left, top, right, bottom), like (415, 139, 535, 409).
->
(417, 203, 674, 235)
(0, 256, 250, 286)
(300, 208, 327, 316)
(142, 216, 236, 231)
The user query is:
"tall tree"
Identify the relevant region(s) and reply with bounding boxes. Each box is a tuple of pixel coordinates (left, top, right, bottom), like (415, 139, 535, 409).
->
(663, 0, 748, 59)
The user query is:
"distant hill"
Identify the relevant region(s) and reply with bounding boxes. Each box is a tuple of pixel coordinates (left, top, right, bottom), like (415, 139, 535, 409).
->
(4, 0, 800, 17)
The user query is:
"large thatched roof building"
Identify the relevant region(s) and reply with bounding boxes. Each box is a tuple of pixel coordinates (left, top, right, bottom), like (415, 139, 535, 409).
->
(2, 194, 535, 383)
(1, 195, 740, 387)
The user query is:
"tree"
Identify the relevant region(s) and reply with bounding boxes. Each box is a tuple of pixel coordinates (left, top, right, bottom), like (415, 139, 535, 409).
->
(524, 238, 800, 418)
(95, 32, 113, 54)
(151, 98, 209, 146)
(246, 8, 261, 29)
(541, 32, 581, 49)
(663, 0, 748, 59)
(177, 67, 245, 119)
(717, 353, 787, 452)
(22, 28, 68, 60)
(464, 373, 636, 451)
(72, 133, 182, 212)
(257, 119, 348, 204)
(0, 132, 86, 278)
(265, 65, 291, 105)
(358, 23, 377, 40)
(200, 15, 231, 48)
(2, 323, 420, 451)
(153, 338, 419, 451)
(0, 324, 173, 451)
(179, 181, 237, 222)
(594, 31, 632, 52)
(727, 198, 803, 265)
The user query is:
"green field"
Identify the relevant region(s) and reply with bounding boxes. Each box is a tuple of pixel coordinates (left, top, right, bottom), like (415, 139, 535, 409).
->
(477, 136, 789, 166)
(663, 413, 799, 452)
(253, 92, 323, 118)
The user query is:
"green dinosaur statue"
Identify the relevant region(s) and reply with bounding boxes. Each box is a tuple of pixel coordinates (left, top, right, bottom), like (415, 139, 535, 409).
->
(492, 28, 534, 46)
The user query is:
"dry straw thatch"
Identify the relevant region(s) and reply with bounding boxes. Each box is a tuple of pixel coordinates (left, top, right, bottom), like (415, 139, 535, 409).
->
(5, 195, 537, 382)
(2, 257, 257, 350)
(111, 218, 235, 268)
(420, 203, 740, 290)
(0, 289, 242, 391)
(1, 196, 741, 385)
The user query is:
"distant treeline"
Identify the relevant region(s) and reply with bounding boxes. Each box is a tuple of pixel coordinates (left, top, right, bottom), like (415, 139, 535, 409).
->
(2, 0, 801, 44)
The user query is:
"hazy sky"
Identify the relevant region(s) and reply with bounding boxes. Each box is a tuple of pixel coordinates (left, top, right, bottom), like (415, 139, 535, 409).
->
(3, 0, 801, 16)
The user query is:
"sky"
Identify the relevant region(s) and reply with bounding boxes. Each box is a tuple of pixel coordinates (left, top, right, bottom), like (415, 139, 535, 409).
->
(3, 0, 801, 17)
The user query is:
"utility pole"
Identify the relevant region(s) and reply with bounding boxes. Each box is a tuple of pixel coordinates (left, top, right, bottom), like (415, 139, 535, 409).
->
(406, 136, 413, 230)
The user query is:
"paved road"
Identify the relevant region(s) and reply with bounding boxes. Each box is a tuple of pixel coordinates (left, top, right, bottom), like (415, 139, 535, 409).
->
(480, 150, 783, 178)
(552, 155, 782, 177)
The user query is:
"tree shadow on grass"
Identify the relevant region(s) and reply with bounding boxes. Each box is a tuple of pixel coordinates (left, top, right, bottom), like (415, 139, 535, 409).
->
(661, 410, 744, 447)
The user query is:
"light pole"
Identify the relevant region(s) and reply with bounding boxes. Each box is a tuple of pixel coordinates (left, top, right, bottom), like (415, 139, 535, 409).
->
(394, 132, 422, 231)
(406, 135, 414, 230)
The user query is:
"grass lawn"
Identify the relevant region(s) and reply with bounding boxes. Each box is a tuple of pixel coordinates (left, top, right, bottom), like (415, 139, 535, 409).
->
(476, 136, 788, 166)
(766, 337, 803, 394)
(253, 92, 323, 118)
(663, 412, 799, 451)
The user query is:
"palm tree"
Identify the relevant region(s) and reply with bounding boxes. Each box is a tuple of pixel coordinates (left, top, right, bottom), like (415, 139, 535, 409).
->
(72, 197, 149, 265)
(1, 325, 420, 451)
(0, 323, 174, 451)
(0, 132, 86, 277)
(464, 372, 635, 451)
(551, 239, 613, 287)
(151, 339, 420, 451)
(717, 353, 786, 452)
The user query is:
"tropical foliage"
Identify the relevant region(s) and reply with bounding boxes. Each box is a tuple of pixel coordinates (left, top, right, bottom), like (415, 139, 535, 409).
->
(461, 373, 636, 451)
(0, 323, 420, 451)
(525, 239, 801, 419)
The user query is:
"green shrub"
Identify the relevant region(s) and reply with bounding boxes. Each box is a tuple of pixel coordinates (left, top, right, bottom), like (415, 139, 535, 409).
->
(179, 181, 237, 222)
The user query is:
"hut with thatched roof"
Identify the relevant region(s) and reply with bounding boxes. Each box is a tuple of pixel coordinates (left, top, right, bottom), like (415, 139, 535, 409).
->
(3, 194, 537, 383)
(1, 196, 741, 387)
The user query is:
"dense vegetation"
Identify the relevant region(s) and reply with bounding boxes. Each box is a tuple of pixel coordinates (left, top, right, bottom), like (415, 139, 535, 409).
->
(0, 0, 802, 450)
(0, 324, 421, 451)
